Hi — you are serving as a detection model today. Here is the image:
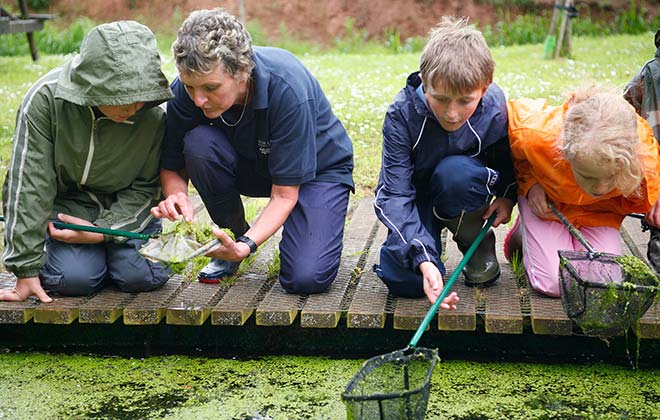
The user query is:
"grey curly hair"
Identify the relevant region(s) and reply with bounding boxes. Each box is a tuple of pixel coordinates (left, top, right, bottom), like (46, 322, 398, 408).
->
(172, 8, 254, 77)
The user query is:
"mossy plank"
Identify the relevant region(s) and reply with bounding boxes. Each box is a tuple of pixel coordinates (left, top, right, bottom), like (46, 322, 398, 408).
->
(0, 306, 34, 324)
(166, 282, 230, 326)
(212, 273, 270, 326)
(255, 307, 298, 326)
(212, 234, 278, 326)
(302, 199, 377, 328)
(528, 290, 573, 335)
(482, 230, 524, 334)
(79, 287, 135, 324)
(394, 297, 431, 330)
(123, 275, 185, 325)
(33, 296, 88, 324)
(166, 307, 211, 326)
(483, 265, 524, 332)
(79, 308, 123, 324)
(347, 224, 389, 329)
(255, 282, 303, 326)
(620, 217, 651, 263)
(124, 307, 166, 325)
(437, 237, 477, 331)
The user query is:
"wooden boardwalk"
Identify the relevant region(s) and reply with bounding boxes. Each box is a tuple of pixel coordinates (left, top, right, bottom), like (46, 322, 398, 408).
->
(1, 198, 659, 342)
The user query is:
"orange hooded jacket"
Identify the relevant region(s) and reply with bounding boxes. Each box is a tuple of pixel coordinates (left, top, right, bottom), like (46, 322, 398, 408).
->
(508, 97, 660, 229)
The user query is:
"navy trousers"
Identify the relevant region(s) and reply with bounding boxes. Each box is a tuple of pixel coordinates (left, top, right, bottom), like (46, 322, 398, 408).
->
(39, 220, 170, 296)
(376, 155, 498, 298)
(183, 125, 351, 294)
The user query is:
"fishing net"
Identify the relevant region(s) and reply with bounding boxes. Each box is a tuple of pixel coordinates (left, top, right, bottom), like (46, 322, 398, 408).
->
(342, 347, 438, 420)
(559, 250, 659, 336)
(139, 220, 216, 269)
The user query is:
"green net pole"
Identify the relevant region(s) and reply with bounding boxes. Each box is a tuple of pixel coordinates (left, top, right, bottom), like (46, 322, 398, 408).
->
(408, 214, 496, 348)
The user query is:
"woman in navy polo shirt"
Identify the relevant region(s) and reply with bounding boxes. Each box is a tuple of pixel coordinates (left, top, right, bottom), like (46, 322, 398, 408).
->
(152, 8, 354, 294)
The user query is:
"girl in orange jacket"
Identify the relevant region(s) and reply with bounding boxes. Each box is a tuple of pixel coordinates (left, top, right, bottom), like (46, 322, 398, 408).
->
(503, 86, 660, 297)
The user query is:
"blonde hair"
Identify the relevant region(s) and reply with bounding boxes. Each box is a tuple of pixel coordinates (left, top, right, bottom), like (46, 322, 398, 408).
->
(173, 8, 254, 77)
(560, 85, 643, 196)
(419, 16, 494, 94)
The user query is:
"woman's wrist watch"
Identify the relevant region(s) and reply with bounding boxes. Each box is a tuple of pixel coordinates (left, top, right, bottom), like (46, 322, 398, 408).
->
(236, 235, 258, 256)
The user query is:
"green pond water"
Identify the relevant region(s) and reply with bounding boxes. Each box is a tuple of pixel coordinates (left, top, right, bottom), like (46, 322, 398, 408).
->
(0, 353, 659, 419)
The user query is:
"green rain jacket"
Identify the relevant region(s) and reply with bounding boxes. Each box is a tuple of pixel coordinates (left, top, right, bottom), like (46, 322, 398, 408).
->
(2, 21, 174, 279)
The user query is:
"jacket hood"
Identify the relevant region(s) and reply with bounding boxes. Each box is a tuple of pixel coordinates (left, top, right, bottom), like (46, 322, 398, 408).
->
(55, 20, 174, 107)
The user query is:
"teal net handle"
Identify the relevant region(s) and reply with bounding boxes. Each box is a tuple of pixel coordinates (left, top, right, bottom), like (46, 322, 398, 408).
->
(408, 214, 496, 348)
(0, 216, 153, 240)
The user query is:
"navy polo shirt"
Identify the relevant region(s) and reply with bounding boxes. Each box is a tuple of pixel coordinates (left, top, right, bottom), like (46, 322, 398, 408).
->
(162, 46, 354, 189)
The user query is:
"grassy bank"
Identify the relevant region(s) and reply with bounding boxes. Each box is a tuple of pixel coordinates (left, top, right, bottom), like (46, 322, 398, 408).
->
(0, 32, 655, 196)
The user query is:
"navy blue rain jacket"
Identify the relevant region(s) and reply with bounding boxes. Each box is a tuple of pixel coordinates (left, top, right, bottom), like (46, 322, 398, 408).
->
(374, 72, 516, 271)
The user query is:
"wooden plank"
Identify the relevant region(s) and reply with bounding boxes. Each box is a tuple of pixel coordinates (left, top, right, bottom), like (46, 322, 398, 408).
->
(300, 198, 376, 328)
(211, 238, 278, 326)
(34, 296, 88, 324)
(79, 287, 135, 324)
(621, 217, 660, 338)
(166, 281, 231, 326)
(528, 291, 573, 335)
(393, 296, 430, 331)
(255, 281, 304, 326)
(0, 272, 37, 324)
(346, 224, 389, 329)
(482, 226, 524, 334)
(0, 18, 44, 34)
(123, 275, 185, 325)
(437, 236, 477, 331)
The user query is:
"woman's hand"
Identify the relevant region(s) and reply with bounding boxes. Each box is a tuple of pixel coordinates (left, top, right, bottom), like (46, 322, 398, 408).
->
(527, 184, 553, 219)
(205, 227, 251, 262)
(0, 277, 52, 303)
(151, 191, 194, 222)
(419, 261, 459, 309)
(48, 213, 104, 244)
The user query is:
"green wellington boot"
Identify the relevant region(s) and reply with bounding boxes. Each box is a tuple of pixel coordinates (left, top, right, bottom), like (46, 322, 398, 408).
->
(437, 205, 500, 287)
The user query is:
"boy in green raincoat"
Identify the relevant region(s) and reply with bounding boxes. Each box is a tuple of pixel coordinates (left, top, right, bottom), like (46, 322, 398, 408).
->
(0, 21, 174, 303)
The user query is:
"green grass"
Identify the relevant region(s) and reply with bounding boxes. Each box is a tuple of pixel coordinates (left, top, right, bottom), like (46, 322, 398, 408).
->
(0, 32, 656, 197)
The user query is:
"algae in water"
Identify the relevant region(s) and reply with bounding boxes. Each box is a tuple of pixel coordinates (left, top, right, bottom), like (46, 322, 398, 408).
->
(1, 354, 660, 420)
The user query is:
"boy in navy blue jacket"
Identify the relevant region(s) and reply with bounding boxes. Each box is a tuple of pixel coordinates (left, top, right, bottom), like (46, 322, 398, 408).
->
(373, 17, 517, 305)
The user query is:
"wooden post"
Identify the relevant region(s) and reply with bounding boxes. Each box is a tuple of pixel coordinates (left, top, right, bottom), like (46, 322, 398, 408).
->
(543, 1, 562, 59)
(564, 2, 573, 58)
(237, 0, 246, 24)
(554, 0, 571, 59)
(17, 0, 38, 61)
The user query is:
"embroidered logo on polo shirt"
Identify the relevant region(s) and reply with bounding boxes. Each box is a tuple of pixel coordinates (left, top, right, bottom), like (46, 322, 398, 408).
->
(257, 138, 270, 155)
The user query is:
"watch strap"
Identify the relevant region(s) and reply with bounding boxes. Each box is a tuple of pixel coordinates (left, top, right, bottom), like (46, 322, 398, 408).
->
(236, 235, 258, 255)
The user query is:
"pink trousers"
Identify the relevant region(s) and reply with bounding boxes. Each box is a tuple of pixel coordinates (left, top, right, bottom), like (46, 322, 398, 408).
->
(516, 196, 622, 297)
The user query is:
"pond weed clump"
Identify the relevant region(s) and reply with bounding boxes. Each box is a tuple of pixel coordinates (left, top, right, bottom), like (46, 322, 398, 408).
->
(156, 220, 234, 280)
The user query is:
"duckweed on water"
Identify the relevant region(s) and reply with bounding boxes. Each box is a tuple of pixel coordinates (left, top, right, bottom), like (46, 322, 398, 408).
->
(0, 353, 659, 419)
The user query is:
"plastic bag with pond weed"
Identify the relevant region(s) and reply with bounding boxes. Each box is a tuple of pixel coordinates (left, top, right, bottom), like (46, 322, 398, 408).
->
(559, 250, 659, 336)
(342, 347, 438, 420)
